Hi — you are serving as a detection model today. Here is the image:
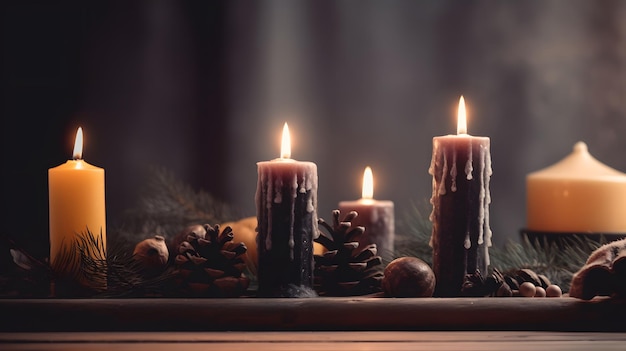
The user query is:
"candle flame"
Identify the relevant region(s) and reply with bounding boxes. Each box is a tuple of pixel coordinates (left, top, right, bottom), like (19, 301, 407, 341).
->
(457, 95, 467, 135)
(280, 122, 291, 159)
(362, 166, 374, 200)
(72, 127, 83, 160)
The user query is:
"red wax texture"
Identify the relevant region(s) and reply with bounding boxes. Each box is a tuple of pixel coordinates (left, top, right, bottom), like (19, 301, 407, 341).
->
(429, 134, 492, 297)
(338, 200, 394, 262)
(255, 159, 318, 297)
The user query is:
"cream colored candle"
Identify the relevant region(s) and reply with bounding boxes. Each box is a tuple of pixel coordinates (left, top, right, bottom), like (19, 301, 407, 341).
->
(526, 141, 626, 233)
(49, 127, 106, 282)
(338, 166, 395, 263)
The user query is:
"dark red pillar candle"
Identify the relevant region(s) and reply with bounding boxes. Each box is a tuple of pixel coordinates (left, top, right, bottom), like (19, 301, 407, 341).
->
(428, 97, 493, 297)
(255, 124, 319, 297)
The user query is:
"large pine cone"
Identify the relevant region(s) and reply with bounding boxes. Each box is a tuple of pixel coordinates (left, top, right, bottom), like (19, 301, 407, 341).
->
(174, 224, 250, 297)
(314, 210, 384, 296)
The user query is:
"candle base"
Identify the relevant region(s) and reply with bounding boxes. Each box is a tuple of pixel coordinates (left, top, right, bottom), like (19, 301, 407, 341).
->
(520, 229, 626, 248)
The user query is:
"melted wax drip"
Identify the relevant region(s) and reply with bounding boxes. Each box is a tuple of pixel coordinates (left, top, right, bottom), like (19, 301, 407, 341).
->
(450, 150, 458, 192)
(465, 145, 473, 180)
(261, 163, 319, 261)
(483, 145, 493, 266)
(428, 144, 439, 248)
(263, 170, 273, 251)
(438, 149, 448, 196)
(428, 139, 493, 255)
(288, 172, 297, 260)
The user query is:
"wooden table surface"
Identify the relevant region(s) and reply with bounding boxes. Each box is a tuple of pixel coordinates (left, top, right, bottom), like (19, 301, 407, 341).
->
(2, 331, 626, 351)
(2, 297, 626, 350)
(2, 297, 626, 332)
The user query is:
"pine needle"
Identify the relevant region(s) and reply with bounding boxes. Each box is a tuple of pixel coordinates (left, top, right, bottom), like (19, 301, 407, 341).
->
(396, 200, 604, 292)
(117, 166, 242, 244)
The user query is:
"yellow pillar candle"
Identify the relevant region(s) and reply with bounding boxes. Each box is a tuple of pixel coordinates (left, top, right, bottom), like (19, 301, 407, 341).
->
(48, 127, 106, 284)
(526, 141, 626, 233)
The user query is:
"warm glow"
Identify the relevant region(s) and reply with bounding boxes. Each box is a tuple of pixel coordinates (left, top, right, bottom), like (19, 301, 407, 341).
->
(280, 122, 291, 159)
(72, 127, 83, 160)
(457, 95, 467, 135)
(362, 166, 374, 200)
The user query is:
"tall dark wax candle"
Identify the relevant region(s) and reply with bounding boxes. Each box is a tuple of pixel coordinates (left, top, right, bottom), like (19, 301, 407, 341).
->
(428, 96, 493, 297)
(256, 123, 319, 297)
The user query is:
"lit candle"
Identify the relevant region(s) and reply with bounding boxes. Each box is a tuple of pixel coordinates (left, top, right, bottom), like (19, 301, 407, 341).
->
(48, 127, 107, 289)
(428, 96, 493, 297)
(526, 141, 626, 234)
(338, 166, 395, 262)
(255, 123, 318, 297)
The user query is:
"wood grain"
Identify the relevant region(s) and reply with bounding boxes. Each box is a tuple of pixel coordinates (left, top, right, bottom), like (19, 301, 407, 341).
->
(1, 296, 625, 332)
(1, 331, 626, 351)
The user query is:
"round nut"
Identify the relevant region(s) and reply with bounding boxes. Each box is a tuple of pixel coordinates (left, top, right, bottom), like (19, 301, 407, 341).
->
(546, 284, 562, 297)
(519, 282, 536, 297)
(133, 235, 169, 272)
(382, 257, 435, 298)
(534, 286, 546, 297)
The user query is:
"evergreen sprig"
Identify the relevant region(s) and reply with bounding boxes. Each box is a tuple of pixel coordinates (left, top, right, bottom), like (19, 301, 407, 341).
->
(395, 200, 603, 292)
(0, 168, 607, 297)
(115, 166, 242, 245)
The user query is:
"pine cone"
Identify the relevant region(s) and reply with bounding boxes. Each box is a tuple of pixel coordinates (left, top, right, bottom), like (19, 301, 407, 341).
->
(462, 268, 560, 297)
(174, 224, 250, 297)
(314, 210, 384, 296)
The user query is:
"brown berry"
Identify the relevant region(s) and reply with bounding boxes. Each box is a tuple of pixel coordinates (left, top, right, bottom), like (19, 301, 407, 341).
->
(133, 235, 169, 273)
(382, 257, 435, 297)
(534, 286, 546, 297)
(546, 284, 562, 297)
(519, 282, 536, 297)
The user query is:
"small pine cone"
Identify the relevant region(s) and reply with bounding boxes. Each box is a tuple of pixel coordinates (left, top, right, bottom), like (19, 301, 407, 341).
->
(461, 268, 513, 297)
(498, 268, 556, 297)
(174, 224, 250, 297)
(513, 268, 542, 287)
(314, 210, 384, 296)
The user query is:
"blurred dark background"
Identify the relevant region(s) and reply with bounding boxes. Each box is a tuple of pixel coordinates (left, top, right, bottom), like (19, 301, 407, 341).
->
(2, 1, 626, 264)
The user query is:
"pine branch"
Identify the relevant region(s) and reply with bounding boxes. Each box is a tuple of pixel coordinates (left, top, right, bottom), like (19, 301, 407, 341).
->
(58, 229, 179, 297)
(117, 166, 243, 244)
(397, 200, 604, 292)
(394, 200, 433, 266)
